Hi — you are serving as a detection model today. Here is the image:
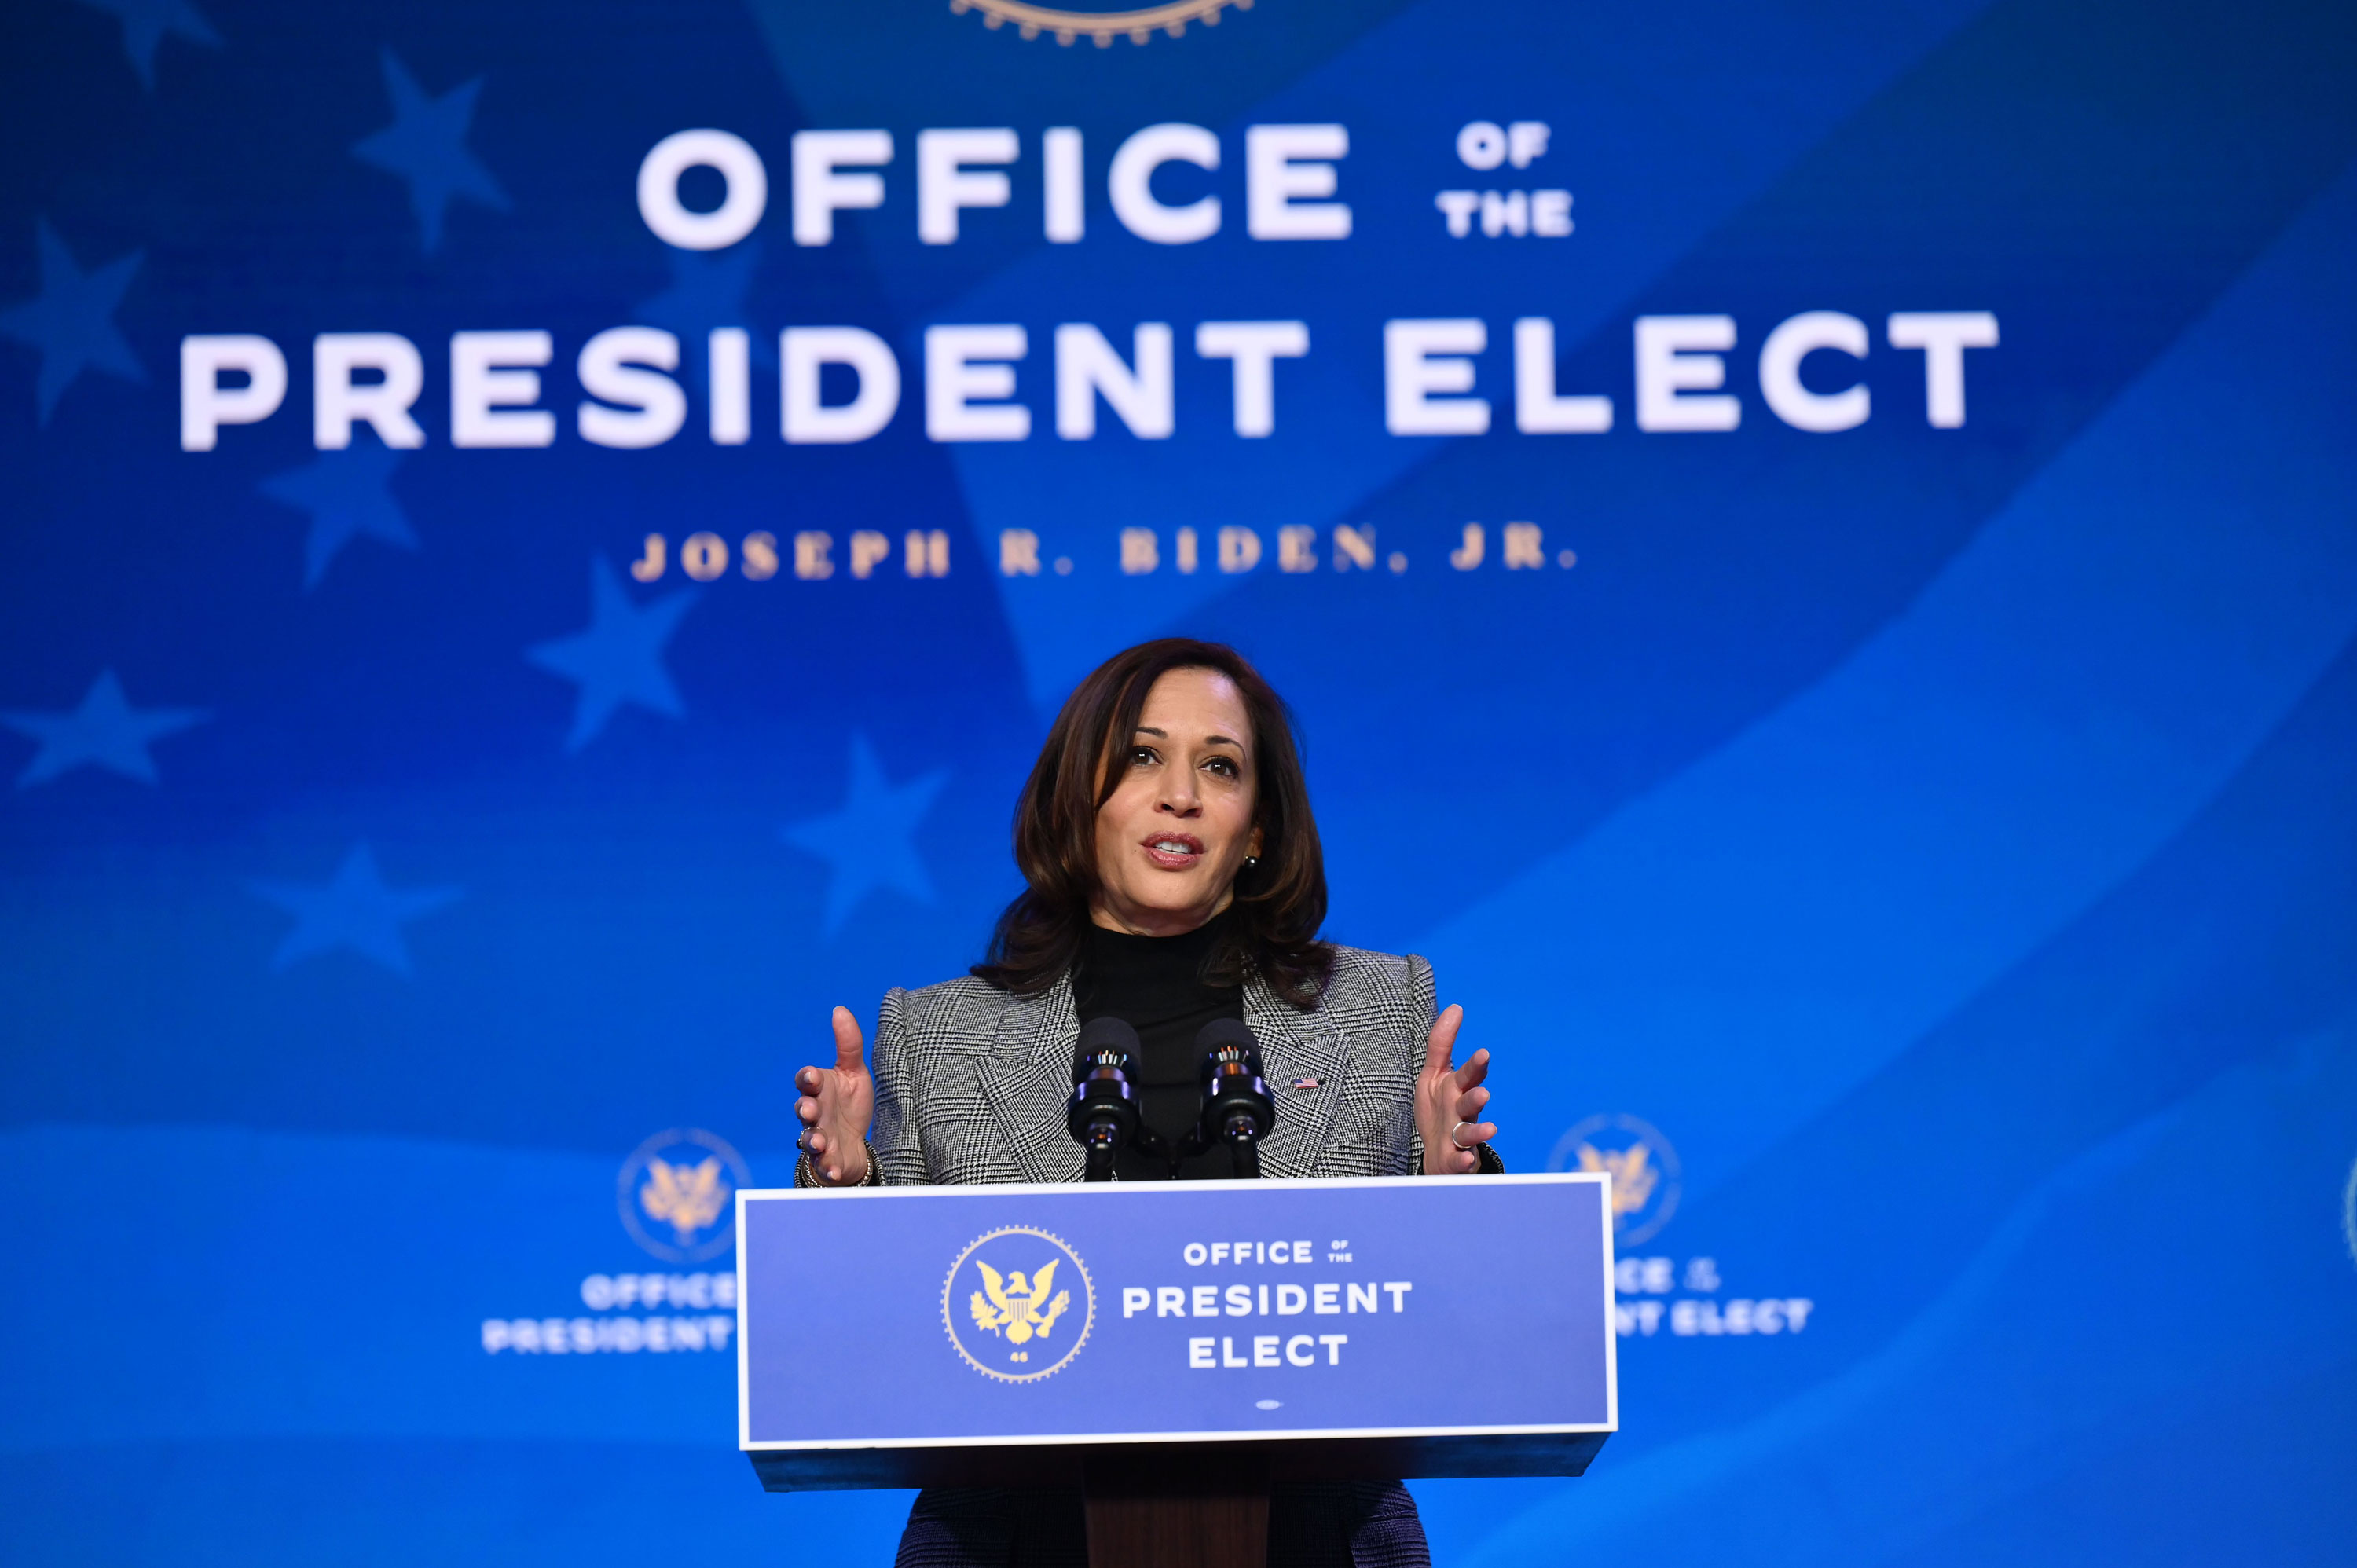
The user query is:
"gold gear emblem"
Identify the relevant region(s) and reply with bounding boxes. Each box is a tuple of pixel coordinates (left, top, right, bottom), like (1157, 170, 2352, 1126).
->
(949, 0, 1251, 48)
(941, 1226, 1097, 1383)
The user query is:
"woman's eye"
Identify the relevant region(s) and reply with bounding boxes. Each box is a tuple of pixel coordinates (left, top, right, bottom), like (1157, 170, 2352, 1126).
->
(1205, 756, 1238, 779)
(1130, 746, 1158, 767)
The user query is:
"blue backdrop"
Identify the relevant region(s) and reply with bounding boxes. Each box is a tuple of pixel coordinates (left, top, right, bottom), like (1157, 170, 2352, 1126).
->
(4, 0, 2355, 1563)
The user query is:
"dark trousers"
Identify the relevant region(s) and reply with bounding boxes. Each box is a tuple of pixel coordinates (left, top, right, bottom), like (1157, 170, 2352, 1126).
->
(893, 1482, 1431, 1568)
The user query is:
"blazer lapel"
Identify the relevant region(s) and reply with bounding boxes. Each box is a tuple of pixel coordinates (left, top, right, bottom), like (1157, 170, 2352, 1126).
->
(977, 974, 1086, 1185)
(1245, 977, 1350, 1180)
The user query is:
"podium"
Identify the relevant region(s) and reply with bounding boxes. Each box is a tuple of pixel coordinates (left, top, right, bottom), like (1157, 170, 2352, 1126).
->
(738, 1173, 1616, 1566)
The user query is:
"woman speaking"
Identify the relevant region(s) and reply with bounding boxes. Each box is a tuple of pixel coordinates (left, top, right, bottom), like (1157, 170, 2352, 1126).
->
(793, 638, 1501, 1567)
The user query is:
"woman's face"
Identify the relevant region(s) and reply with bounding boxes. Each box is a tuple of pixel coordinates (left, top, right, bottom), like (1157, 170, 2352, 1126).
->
(1090, 667, 1264, 936)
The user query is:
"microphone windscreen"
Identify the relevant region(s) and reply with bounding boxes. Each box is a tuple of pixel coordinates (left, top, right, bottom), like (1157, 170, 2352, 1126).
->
(1193, 1017, 1257, 1056)
(1078, 1016, 1142, 1056)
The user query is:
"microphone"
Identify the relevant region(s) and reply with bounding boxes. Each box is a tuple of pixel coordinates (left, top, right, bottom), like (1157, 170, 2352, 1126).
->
(1067, 1017, 1143, 1182)
(1193, 1018, 1276, 1179)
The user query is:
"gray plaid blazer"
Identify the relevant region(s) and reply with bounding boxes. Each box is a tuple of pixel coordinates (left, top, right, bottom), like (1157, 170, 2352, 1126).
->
(865, 943, 1439, 1185)
(806, 945, 1447, 1568)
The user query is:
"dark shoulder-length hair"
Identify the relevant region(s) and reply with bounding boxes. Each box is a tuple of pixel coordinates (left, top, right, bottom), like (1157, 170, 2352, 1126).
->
(972, 638, 1334, 1009)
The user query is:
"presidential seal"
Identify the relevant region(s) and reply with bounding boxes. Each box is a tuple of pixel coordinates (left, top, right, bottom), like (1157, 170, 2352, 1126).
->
(949, 0, 1249, 48)
(942, 1226, 1095, 1383)
(1549, 1113, 1683, 1247)
(618, 1128, 752, 1264)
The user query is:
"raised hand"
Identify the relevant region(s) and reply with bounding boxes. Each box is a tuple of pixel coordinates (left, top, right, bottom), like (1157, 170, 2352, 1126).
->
(794, 1006, 875, 1186)
(1415, 1004, 1496, 1176)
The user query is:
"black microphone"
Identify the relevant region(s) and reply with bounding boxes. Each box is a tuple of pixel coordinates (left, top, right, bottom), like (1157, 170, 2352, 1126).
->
(1193, 1017, 1276, 1179)
(1067, 1017, 1142, 1182)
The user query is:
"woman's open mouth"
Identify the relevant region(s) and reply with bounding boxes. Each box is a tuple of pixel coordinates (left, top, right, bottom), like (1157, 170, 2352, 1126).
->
(1141, 833, 1206, 870)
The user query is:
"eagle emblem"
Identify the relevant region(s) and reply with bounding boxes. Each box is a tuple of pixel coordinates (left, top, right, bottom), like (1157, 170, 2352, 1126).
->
(1550, 1112, 1683, 1245)
(1577, 1141, 1658, 1219)
(944, 1227, 1094, 1382)
(618, 1129, 750, 1263)
(640, 1155, 730, 1245)
(969, 1260, 1072, 1344)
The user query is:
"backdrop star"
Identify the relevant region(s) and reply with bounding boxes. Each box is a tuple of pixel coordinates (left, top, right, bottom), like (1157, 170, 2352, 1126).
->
(351, 49, 509, 254)
(2, 669, 207, 789)
(636, 241, 773, 387)
(783, 735, 949, 936)
(259, 441, 416, 588)
(75, 0, 220, 89)
(252, 842, 462, 976)
(526, 557, 697, 752)
(0, 219, 145, 427)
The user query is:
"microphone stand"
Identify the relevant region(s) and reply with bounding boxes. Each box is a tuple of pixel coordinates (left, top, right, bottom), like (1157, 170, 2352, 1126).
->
(1067, 1018, 1145, 1183)
(1189, 1020, 1276, 1181)
(1085, 1019, 1283, 1566)
(1080, 1013, 1282, 1555)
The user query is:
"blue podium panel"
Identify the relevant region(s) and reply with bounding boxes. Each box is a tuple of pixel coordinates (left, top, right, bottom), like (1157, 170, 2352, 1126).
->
(738, 1174, 1615, 1487)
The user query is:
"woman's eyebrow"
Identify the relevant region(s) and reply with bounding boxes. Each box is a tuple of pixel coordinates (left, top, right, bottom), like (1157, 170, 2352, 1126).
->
(1135, 725, 1242, 749)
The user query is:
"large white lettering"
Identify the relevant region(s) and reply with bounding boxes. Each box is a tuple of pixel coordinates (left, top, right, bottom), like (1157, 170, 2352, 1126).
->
(576, 327, 685, 449)
(917, 128, 1016, 244)
(1187, 1333, 1347, 1368)
(783, 326, 900, 444)
(1385, 319, 1489, 435)
(1195, 321, 1308, 438)
(1109, 123, 1220, 244)
(925, 324, 1028, 441)
(709, 328, 750, 445)
(1888, 311, 1999, 427)
(792, 130, 891, 246)
(1043, 126, 1083, 242)
(1635, 314, 1739, 432)
(636, 130, 766, 251)
(1512, 317, 1610, 434)
(1245, 124, 1350, 240)
(1055, 322, 1172, 439)
(169, 308, 1996, 456)
(181, 334, 286, 451)
(313, 332, 425, 450)
(1758, 310, 1869, 433)
(451, 330, 554, 448)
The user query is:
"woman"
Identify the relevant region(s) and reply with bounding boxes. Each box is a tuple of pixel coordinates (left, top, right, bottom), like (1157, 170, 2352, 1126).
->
(793, 638, 1501, 1567)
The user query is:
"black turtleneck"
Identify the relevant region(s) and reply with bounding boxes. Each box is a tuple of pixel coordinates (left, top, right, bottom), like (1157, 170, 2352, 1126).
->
(1072, 913, 1247, 1181)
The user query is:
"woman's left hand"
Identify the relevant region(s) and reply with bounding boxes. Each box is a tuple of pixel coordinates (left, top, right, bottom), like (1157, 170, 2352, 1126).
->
(1416, 1004, 1497, 1175)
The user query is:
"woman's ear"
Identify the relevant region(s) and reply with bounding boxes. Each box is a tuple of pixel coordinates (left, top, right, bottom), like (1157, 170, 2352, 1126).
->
(1248, 826, 1266, 861)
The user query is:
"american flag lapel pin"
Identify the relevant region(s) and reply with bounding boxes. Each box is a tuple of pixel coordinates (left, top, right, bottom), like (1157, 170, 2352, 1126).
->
(1292, 1076, 1321, 1090)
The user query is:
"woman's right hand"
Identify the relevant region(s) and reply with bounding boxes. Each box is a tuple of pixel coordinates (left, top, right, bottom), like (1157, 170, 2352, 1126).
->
(794, 1006, 874, 1186)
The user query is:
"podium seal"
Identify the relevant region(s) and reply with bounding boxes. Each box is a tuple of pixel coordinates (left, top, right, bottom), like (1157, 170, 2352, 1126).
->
(942, 1226, 1095, 1383)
